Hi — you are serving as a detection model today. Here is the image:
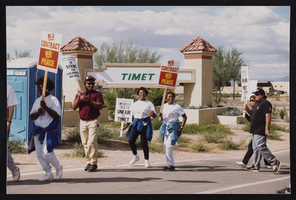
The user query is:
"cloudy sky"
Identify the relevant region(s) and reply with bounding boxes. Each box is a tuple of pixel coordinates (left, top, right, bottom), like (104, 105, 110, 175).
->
(6, 6, 290, 80)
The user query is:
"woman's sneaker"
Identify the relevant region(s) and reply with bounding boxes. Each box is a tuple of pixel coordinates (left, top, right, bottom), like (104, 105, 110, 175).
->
(236, 161, 246, 167)
(129, 155, 140, 165)
(145, 160, 150, 168)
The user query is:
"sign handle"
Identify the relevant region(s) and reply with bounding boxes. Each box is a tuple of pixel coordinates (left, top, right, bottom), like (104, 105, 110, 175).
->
(120, 122, 124, 137)
(158, 88, 167, 120)
(42, 71, 48, 102)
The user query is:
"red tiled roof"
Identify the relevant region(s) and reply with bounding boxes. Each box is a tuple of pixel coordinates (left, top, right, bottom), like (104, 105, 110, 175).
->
(180, 37, 217, 53)
(60, 36, 98, 52)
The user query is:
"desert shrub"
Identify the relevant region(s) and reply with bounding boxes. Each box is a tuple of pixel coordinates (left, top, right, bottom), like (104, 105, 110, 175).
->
(191, 144, 208, 152)
(73, 142, 85, 157)
(148, 142, 164, 153)
(151, 118, 163, 130)
(202, 131, 226, 143)
(271, 105, 279, 119)
(279, 107, 287, 119)
(97, 125, 127, 142)
(268, 131, 281, 140)
(182, 121, 232, 135)
(222, 107, 243, 116)
(284, 116, 290, 123)
(67, 123, 81, 143)
(176, 136, 191, 147)
(8, 136, 26, 154)
(270, 123, 289, 132)
(72, 142, 104, 157)
(186, 105, 199, 109)
(218, 139, 240, 150)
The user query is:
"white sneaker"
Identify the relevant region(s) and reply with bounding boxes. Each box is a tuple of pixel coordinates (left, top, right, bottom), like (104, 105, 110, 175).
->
(236, 161, 246, 167)
(145, 160, 150, 168)
(38, 174, 54, 182)
(262, 164, 272, 169)
(12, 167, 20, 181)
(129, 155, 140, 165)
(56, 165, 63, 179)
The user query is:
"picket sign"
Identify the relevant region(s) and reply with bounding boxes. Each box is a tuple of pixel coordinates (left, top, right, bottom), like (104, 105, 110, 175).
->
(158, 59, 180, 119)
(241, 66, 249, 117)
(114, 98, 134, 137)
(37, 30, 62, 102)
(60, 55, 82, 92)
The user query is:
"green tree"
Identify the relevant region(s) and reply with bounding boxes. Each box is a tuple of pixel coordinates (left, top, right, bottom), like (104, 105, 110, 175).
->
(94, 39, 163, 68)
(225, 46, 246, 100)
(7, 49, 32, 61)
(146, 88, 165, 106)
(212, 46, 231, 105)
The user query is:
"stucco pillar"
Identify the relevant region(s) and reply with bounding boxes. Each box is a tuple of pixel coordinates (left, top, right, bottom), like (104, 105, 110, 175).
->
(182, 51, 215, 108)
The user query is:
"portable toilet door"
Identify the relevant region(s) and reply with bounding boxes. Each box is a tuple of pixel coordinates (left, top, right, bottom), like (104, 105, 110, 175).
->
(7, 57, 63, 144)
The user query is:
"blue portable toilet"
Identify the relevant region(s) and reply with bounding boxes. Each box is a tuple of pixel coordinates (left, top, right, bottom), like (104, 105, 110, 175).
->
(7, 57, 63, 144)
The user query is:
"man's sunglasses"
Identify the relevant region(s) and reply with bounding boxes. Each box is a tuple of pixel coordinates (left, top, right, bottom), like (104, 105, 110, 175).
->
(250, 100, 256, 102)
(87, 82, 95, 86)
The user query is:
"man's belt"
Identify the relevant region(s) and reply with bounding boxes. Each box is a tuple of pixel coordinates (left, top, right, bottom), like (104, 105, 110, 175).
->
(80, 116, 98, 121)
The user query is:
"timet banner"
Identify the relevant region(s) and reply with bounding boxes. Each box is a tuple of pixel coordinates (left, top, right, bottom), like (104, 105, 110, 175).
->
(37, 30, 62, 73)
(158, 59, 180, 89)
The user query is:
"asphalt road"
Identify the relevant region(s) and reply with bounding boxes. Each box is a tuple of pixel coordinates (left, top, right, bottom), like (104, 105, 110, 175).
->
(7, 150, 290, 195)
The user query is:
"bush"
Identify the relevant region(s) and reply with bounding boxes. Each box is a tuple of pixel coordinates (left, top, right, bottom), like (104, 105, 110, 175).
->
(98, 125, 127, 142)
(191, 144, 208, 152)
(284, 116, 290, 123)
(67, 123, 81, 143)
(222, 107, 243, 116)
(202, 131, 226, 143)
(148, 142, 164, 153)
(8, 136, 26, 154)
(73, 142, 85, 157)
(176, 136, 191, 147)
(279, 107, 287, 119)
(268, 131, 281, 140)
(72, 142, 104, 158)
(218, 139, 240, 150)
(182, 121, 232, 135)
(103, 91, 117, 119)
(151, 118, 163, 130)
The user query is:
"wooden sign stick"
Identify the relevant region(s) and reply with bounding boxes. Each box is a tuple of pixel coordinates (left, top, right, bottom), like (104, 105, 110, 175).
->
(158, 88, 167, 120)
(42, 71, 48, 101)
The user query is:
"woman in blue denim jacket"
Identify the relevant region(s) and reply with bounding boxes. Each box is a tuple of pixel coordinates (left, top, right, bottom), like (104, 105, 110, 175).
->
(158, 91, 187, 171)
(123, 87, 157, 168)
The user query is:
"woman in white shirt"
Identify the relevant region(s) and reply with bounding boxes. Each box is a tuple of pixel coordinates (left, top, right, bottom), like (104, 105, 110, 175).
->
(158, 90, 187, 171)
(123, 87, 156, 168)
(29, 77, 63, 182)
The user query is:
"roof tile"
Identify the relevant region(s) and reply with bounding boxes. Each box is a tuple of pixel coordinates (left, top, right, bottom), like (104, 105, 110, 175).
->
(180, 37, 217, 53)
(60, 36, 98, 52)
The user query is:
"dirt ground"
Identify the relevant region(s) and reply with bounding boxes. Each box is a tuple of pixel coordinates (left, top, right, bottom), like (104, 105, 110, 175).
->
(8, 97, 290, 176)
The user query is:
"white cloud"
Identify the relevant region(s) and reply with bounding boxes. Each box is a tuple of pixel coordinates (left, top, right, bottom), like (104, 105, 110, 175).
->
(6, 6, 289, 79)
(7, 39, 28, 47)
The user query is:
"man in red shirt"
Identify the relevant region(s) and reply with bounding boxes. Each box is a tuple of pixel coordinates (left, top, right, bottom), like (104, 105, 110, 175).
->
(72, 75, 104, 172)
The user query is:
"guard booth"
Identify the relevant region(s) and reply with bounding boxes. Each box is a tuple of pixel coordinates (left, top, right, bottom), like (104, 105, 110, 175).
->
(7, 57, 63, 144)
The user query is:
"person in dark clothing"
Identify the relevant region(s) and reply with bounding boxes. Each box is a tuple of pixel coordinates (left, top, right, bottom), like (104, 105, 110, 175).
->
(245, 89, 281, 173)
(236, 95, 271, 168)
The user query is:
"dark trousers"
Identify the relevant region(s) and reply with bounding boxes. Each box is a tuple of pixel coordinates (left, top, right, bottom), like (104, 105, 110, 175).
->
(242, 139, 270, 165)
(128, 126, 149, 160)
